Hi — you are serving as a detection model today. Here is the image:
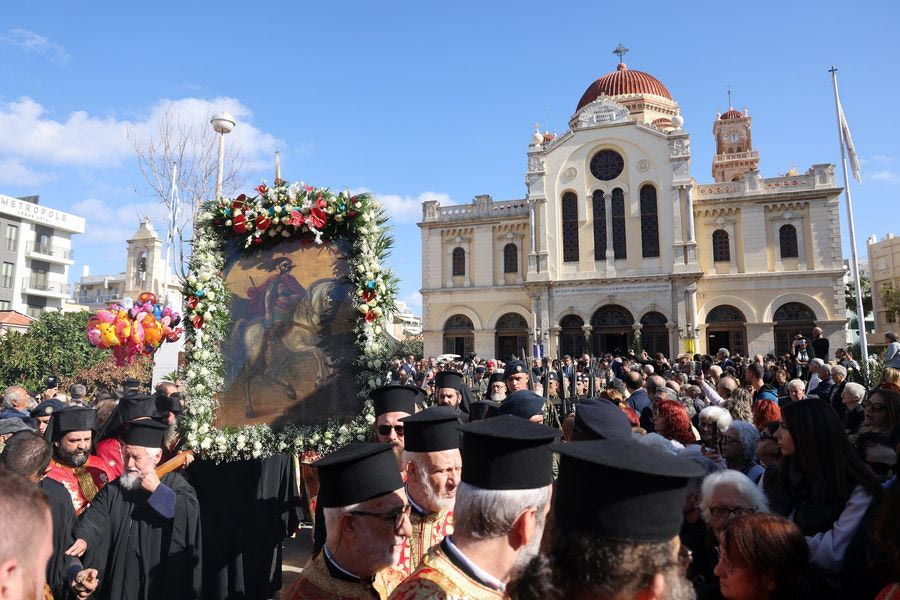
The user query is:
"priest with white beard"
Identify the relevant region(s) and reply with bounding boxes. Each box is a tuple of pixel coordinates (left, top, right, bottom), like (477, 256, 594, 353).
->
(69, 419, 202, 600)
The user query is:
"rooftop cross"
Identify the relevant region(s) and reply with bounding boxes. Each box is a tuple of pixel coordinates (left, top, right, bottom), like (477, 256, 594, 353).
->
(613, 43, 629, 64)
(726, 84, 733, 109)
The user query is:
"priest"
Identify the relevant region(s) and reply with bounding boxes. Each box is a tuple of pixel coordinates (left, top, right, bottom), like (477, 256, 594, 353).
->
(390, 415, 557, 599)
(390, 406, 460, 580)
(72, 419, 202, 600)
(94, 392, 157, 478)
(285, 442, 411, 599)
(44, 407, 113, 515)
(372, 384, 422, 465)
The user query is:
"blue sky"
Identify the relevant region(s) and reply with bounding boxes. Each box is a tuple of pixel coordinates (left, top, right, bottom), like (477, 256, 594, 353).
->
(1, 1, 898, 314)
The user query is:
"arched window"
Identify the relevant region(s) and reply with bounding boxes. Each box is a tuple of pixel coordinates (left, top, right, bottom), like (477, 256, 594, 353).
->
(592, 190, 607, 261)
(562, 192, 579, 262)
(443, 314, 474, 356)
(560, 315, 585, 357)
(639, 184, 659, 258)
(452, 247, 465, 276)
(640, 311, 669, 358)
(712, 229, 730, 262)
(779, 224, 798, 259)
(611, 188, 627, 259)
(495, 312, 529, 360)
(773, 302, 816, 356)
(503, 243, 518, 274)
(706, 305, 747, 356)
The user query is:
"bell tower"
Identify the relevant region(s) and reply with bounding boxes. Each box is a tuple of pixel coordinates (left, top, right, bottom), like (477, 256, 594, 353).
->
(711, 95, 759, 182)
(124, 217, 164, 299)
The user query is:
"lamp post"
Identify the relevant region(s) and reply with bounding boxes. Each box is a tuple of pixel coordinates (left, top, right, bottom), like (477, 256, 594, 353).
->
(210, 112, 235, 200)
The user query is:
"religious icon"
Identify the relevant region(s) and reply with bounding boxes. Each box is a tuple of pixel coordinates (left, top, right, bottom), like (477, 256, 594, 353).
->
(217, 236, 360, 427)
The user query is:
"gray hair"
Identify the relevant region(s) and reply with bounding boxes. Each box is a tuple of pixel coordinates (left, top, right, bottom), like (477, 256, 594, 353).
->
(699, 406, 733, 434)
(726, 421, 760, 463)
(658, 387, 679, 402)
(69, 384, 87, 399)
(700, 469, 770, 523)
(323, 502, 362, 535)
(832, 365, 848, 379)
(718, 348, 730, 358)
(810, 358, 825, 369)
(787, 379, 806, 393)
(844, 382, 866, 402)
(452, 481, 551, 540)
(819, 363, 834, 377)
(2, 387, 25, 410)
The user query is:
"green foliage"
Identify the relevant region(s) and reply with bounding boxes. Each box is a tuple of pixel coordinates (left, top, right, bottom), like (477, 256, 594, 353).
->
(0, 310, 106, 391)
(393, 338, 423, 360)
(845, 274, 873, 316)
(882, 282, 900, 325)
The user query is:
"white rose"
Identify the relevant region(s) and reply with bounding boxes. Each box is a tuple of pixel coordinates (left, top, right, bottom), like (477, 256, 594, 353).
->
(253, 441, 262, 450)
(237, 434, 247, 444)
(199, 423, 209, 435)
(200, 437, 212, 450)
(203, 311, 213, 321)
(252, 449, 261, 458)
(215, 435, 226, 446)
(365, 414, 375, 425)
(206, 291, 216, 301)
(236, 441, 246, 450)
(356, 434, 366, 442)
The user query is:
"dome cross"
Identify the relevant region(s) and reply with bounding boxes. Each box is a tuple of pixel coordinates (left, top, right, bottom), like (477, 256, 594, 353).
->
(613, 43, 629, 65)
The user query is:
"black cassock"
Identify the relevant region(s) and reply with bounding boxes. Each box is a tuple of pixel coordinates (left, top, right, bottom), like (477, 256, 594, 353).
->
(76, 472, 202, 600)
(41, 478, 81, 599)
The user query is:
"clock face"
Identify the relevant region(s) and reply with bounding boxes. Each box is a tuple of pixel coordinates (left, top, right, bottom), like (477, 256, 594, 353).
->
(728, 131, 741, 144)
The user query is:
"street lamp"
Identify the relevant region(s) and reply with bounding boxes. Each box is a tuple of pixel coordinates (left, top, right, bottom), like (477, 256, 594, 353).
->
(210, 112, 235, 200)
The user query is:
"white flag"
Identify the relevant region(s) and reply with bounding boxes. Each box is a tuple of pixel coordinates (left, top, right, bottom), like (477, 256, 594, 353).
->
(838, 99, 861, 182)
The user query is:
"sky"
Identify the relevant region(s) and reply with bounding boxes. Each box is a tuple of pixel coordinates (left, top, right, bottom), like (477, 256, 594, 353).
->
(1, 1, 899, 315)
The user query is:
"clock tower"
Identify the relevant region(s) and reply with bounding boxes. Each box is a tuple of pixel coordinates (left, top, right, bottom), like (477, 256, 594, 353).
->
(711, 104, 759, 182)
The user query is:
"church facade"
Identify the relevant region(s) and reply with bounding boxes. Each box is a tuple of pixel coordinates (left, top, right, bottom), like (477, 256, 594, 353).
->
(419, 53, 847, 360)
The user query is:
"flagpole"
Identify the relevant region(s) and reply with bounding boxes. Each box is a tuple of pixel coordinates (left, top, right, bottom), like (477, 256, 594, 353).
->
(829, 67, 868, 366)
(163, 162, 177, 309)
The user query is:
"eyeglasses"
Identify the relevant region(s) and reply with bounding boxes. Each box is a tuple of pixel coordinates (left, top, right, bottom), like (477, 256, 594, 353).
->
(708, 505, 757, 518)
(376, 424, 405, 436)
(721, 436, 740, 445)
(863, 402, 888, 413)
(349, 504, 411, 530)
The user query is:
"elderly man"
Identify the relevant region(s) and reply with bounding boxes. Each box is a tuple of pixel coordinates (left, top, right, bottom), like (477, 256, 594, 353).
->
(809, 362, 835, 403)
(72, 420, 202, 600)
(782, 378, 808, 407)
(722, 420, 765, 483)
(95, 392, 157, 478)
(825, 364, 849, 415)
(486, 372, 506, 402)
(806, 357, 826, 393)
(45, 408, 112, 515)
(0, 467, 55, 600)
(286, 443, 410, 599)
(0, 432, 99, 600)
(391, 416, 557, 599)
(69, 384, 89, 407)
(842, 382, 866, 435)
(384, 406, 461, 582)
(1, 385, 32, 422)
(508, 439, 705, 599)
(372, 384, 421, 465)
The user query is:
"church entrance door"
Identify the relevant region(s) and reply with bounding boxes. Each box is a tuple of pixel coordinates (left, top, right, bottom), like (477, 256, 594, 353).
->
(590, 305, 635, 356)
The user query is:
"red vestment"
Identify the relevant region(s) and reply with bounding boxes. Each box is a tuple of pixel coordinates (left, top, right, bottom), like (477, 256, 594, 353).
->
(46, 455, 112, 515)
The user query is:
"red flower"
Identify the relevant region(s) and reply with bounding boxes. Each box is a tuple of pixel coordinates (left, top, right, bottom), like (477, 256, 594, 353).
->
(361, 290, 375, 302)
(348, 210, 358, 218)
(304, 185, 314, 192)
(289, 210, 305, 226)
(310, 207, 327, 229)
(316, 197, 327, 209)
(232, 195, 247, 210)
(252, 236, 263, 245)
(256, 184, 269, 196)
(365, 310, 377, 323)
(187, 296, 199, 310)
(191, 315, 204, 329)
(255, 214, 271, 231)
(233, 214, 248, 234)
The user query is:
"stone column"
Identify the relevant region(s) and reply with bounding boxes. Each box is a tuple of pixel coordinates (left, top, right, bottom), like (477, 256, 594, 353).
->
(549, 325, 561, 358)
(667, 323, 680, 359)
(528, 199, 538, 273)
(582, 324, 593, 355)
(684, 187, 698, 265)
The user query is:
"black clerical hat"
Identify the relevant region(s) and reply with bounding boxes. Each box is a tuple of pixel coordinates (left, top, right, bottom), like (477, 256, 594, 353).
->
(434, 371, 464, 393)
(120, 393, 158, 421)
(370, 384, 420, 417)
(458, 416, 557, 490)
(468, 401, 496, 421)
(553, 439, 705, 542)
(121, 419, 168, 448)
(123, 378, 141, 390)
(503, 360, 528, 379)
(488, 373, 506, 385)
(315, 442, 403, 508)
(45, 407, 97, 441)
(496, 391, 544, 419)
(400, 406, 460, 452)
(573, 402, 632, 440)
(155, 393, 183, 416)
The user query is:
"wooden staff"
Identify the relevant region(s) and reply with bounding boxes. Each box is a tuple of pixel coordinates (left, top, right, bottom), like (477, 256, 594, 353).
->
(155, 450, 194, 477)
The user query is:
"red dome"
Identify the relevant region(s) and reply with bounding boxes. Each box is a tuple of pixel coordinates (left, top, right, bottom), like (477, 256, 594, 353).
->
(720, 109, 743, 120)
(576, 62, 673, 111)
(651, 117, 672, 127)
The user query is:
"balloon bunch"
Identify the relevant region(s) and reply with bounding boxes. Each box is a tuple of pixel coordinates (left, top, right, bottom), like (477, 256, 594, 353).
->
(86, 292, 183, 365)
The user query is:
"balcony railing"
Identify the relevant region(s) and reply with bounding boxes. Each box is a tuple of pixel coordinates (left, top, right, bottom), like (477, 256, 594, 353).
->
(22, 277, 71, 295)
(25, 242, 73, 260)
(74, 293, 122, 305)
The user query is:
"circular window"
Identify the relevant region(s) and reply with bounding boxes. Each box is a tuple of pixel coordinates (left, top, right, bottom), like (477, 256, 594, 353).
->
(590, 150, 625, 181)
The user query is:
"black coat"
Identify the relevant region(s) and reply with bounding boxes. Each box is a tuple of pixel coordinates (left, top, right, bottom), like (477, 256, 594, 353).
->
(41, 477, 81, 599)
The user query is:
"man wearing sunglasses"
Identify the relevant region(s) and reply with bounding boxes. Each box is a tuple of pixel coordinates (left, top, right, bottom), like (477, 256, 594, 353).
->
(371, 385, 423, 468)
(387, 406, 460, 582)
(285, 443, 411, 599)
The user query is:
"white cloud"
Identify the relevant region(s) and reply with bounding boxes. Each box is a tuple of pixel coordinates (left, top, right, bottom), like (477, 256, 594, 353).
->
(70, 197, 169, 250)
(0, 96, 283, 171)
(870, 171, 898, 182)
(403, 291, 423, 313)
(861, 155, 894, 165)
(0, 158, 53, 186)
(352, 187, 453, 224)
(1, 29, 70, 64)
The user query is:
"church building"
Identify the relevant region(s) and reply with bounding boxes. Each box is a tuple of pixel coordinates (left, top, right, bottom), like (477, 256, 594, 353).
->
(419, 48, 847, 360)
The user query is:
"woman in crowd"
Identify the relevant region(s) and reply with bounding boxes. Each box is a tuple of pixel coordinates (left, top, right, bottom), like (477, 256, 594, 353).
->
(864, 387, 900, 435)
(756, 422, 782, 470)
(842, 382, 867, 437)
(715, 513, 820, 599)
(701, 469, 770, 542)
(753, 399, 781, 431)
(724, 387, 753, 423)
(699, 406, 733, 456)
(792, 338, 812, 379)
(884, 333, 900, 371)
(881, 367, 900, 394)
(722, 421, 765, 484)
(768, 399, 881, 576)
(654, 399, 696, 446)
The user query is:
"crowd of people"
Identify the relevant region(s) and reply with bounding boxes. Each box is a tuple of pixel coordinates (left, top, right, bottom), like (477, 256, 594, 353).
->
(4, 328, 900, 599)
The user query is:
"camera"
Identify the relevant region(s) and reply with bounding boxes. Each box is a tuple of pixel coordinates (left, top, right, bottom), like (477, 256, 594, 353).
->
(45, 376, 59, 389)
